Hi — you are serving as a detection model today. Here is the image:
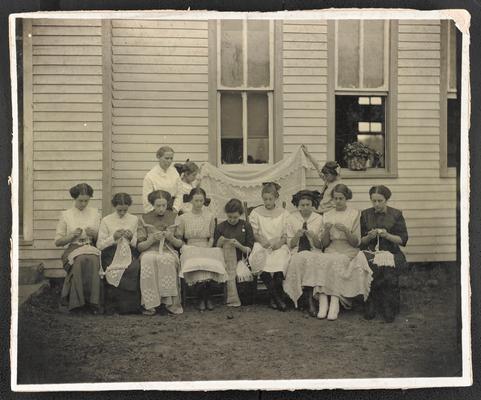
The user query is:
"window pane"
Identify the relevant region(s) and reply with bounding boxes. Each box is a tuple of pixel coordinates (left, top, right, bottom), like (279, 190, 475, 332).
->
(447, 98, 460, 168)
(221, 20, 243, 87)
(338, 20, 360, 88)
(449, 21, 457, 92)
(247, 93, 269, 163)
(335, 95, 386, 168)
(247, 20, 270, 87)
(363, 21, 385, 88)
(221, 92, 243, 164)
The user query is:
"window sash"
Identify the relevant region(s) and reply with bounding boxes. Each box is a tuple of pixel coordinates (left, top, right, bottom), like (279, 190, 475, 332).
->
(335, 20, 390, 91)
(447, 20, 457, 97)
(217, 19, 274, 91)
(217, 91, 273, 166)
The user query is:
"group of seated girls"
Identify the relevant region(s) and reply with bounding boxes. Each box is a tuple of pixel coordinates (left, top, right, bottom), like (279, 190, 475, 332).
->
(55, 170, 407, 323)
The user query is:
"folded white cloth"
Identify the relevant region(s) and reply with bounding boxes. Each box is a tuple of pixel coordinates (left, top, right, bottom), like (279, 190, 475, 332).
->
(103, 238, 132, 287)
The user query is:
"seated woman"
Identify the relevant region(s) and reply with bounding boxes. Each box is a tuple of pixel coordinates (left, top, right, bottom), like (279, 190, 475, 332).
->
(54, 183, 102, 313)
(283, 190, 324, 317)
(176, 188, 227, 312)
(360, 185, 408, 323)
(214, 198, 255, 307)
(314, 184, 372, 320)
(137, 190, 184, 316)
(96, 192, 141, 314)
(248, 182, 291, 311)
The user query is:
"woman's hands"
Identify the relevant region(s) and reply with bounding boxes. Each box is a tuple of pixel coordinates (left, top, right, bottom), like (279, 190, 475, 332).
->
(69, 227, 83, 242)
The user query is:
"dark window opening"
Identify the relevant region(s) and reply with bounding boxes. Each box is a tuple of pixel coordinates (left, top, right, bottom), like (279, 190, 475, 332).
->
(335, 95, 386, 169)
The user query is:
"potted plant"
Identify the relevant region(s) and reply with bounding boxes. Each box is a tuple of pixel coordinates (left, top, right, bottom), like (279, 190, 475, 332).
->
(343, 142, 379, 171)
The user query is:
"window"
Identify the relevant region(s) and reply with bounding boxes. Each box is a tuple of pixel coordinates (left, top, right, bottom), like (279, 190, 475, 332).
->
(332, 20, 394, 173)
(217, 20, 274, 166)
(440, 20, 461, 176)
(446, 21, 460, 169)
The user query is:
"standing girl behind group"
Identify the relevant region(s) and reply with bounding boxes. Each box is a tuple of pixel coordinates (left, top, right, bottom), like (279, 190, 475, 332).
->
(248, 182, 291, 311)
(174, 160, 200, 214)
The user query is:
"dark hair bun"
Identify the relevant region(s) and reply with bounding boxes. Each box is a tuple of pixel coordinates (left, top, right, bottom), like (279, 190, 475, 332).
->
(69, 183, 94, 199)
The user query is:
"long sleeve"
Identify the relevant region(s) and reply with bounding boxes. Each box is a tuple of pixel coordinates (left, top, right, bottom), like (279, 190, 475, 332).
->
(175, 215, 185, 240)
(137, 217, 148, 244)
(54, 212, 67, 244)
(172, 177, 183, 213)
(351, 210, 361, 246)
(96, 219, 115, 250)
(391, 211, 408, 247)
(143, 174, 155, 213)
(286, 214, 298, 242)
(213, 222, 223, 247)
(249, 210, 260, 236)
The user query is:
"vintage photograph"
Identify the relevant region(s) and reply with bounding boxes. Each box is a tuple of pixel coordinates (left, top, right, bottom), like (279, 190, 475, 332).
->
(10, 10, 470, 391)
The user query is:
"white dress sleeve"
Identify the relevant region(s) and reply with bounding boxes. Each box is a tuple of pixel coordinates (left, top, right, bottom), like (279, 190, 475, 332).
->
(96, 217, 115, 251)
(142, 173, 155, 213)
(54, 211, 68, 244)
(249, 210, 260, 236)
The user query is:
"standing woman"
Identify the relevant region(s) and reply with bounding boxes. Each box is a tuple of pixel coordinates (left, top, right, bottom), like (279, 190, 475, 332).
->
(248, 182, 291, 311)
(137, 190, 184, 316)
(284, 190, 324, 316)
(97, 193, 141, 314)
(143, 146, 183, 213)
(360, 185, 408, 323)
(54, 183, 102, 313)
(177, 188, 227, 311)
(302, 145, 342, 214)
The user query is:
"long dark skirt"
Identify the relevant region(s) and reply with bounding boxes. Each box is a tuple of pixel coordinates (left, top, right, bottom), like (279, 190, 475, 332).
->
(363, 250, 407, 321)
(61, 244, 102, 311)
(101, 245, 141, 314)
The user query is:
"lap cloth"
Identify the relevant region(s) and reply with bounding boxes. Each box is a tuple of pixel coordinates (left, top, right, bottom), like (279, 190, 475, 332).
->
(283, 250, 372, 308)
(61, 244, 102, 310)
(179, 245, 227, 286)
(248, 243, 291, 275)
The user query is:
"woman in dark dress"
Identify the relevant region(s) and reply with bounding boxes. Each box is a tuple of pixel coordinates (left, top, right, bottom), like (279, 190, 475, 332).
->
(360, 185, 409, 323)
(97, 193, 141, 314)
(214, 198, 255, 306)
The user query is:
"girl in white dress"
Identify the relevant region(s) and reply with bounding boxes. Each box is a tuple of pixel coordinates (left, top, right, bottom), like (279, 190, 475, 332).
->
(284, 190, 323, 316)
(174, 160, 200, 215)
(248, 182, 291, 311)
(314, 184, 372, 320)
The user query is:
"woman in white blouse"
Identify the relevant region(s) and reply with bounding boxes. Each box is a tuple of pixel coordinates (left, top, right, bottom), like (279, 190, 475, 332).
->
(248, 182, 291, 311)
(283, 190, 323, 317)
(54, 183, 102, 313)
(142, 146, 183, 213)
(97, 193, 141, 314)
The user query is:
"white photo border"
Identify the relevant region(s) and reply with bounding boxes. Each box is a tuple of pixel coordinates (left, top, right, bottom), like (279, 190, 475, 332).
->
(9, 8, 472, 392)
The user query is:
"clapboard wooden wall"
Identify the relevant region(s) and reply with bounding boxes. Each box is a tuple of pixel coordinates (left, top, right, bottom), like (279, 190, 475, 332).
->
(20, 19, 104, 275)
(19, 18, 457, 277)
(284, 20, 457, 262)
(110, 20, 209, 215)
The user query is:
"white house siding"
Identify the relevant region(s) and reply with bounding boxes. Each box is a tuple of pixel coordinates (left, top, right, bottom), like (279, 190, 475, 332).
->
(110, 20, 209, 215)
(20, 19, 103, 276)
(283, 20, 457, 263)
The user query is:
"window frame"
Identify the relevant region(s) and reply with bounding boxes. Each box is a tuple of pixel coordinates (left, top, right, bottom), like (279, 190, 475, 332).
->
(328, 20, 398, 179)
(210, 19, 280, 170)
(440, 19, 457, 178)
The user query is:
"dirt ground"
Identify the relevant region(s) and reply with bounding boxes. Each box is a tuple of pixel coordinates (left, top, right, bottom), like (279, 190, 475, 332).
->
(16, 263, 462, 384)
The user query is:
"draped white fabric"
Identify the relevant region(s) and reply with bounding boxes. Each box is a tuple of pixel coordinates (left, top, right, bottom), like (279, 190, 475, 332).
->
(199, 146, 311, 217)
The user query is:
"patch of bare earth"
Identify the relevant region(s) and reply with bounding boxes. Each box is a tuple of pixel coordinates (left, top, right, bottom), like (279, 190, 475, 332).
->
(16, 263, 462, 384)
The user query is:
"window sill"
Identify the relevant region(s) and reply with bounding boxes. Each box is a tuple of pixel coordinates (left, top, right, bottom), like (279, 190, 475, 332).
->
(340, 168, 398, 179)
